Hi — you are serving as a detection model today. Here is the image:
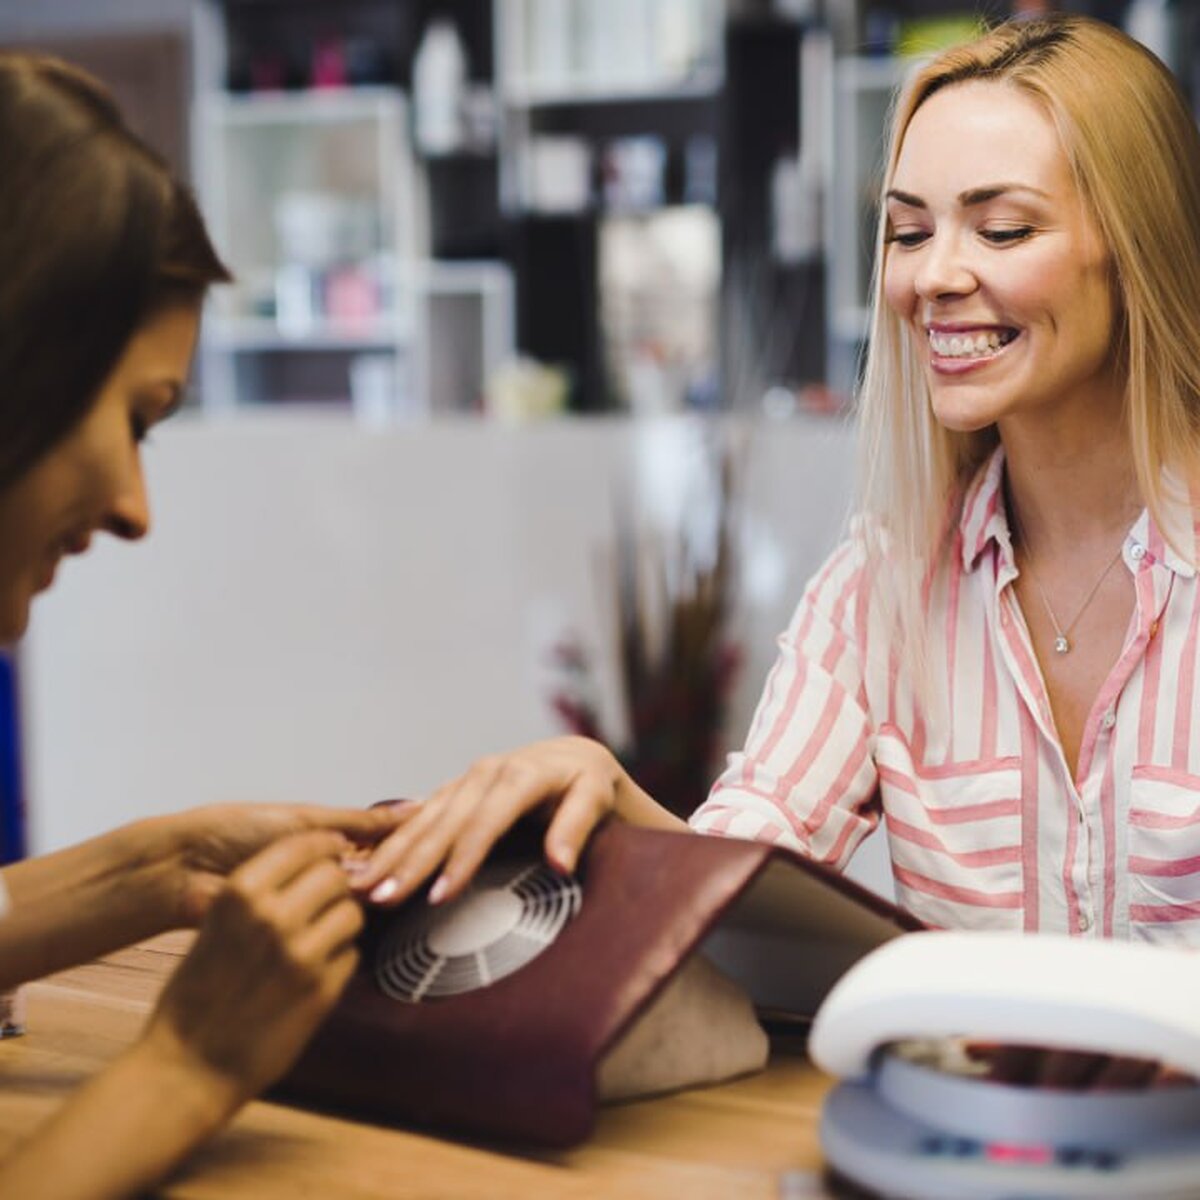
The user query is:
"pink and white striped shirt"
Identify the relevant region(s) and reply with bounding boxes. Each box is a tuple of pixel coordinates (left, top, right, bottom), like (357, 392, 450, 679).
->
(691, 446, 1200, 944)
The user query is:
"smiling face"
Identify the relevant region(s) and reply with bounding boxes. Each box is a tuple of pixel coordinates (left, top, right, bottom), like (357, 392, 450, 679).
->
(0, 302, 199, 642)
(882, 79, 1121, 435)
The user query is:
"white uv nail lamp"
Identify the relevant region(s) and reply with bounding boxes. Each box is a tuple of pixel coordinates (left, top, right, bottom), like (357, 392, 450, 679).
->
(808, 932, 1200, 1199)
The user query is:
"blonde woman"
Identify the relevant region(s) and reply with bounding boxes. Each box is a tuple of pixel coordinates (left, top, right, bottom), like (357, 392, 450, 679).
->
(361, 18, 1200, 980)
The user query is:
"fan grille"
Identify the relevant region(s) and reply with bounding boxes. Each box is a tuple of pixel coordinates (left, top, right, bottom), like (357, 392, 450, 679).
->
(375, 861, 582, 1003)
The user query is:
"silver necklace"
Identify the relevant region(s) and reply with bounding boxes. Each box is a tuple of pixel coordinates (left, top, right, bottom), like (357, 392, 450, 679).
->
(1010, 508, 1125, 655)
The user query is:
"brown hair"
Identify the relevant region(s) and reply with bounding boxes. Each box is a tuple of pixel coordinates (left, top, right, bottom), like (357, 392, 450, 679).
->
(0, 52, 230, 489)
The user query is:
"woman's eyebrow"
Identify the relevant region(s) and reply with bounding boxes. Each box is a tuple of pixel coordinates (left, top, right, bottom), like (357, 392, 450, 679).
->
(886, 188, 927, 208)
(958, 183, 1051, 206)
(886, 183, 1052, 209)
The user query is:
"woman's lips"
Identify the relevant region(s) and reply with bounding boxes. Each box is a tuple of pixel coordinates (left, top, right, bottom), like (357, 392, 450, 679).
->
(925, 325, 1021, 374)
(34, 556, 58, 591)
(35, 530, 91, 592)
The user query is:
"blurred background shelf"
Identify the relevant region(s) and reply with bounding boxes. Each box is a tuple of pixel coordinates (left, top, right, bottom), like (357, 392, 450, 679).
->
(204, 318, 403, 353)
(501, 78, 724, 108)
(7, 0, 1199, 418)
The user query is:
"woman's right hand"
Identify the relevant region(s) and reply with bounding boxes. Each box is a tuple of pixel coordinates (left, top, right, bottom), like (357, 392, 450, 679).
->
(141, 829, 364, 1112)
(350, 736, 686, 910)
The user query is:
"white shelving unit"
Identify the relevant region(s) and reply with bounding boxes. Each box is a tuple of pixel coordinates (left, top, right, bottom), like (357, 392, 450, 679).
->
(495, 0, 723, 104)
(492, 0, 725, 215)
(195, 87, 420, 414)
(410, 260, 516, 415)
(826, 55, 908, 346)
(189, 1, 514, 418)
(823, 53, 925, 392)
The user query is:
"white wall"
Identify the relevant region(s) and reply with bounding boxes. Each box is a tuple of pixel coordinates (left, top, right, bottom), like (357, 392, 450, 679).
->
(0, 0, 193, 37)
(21, 412, 892, 895)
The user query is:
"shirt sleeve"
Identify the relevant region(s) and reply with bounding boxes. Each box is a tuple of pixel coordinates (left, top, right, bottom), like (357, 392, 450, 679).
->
(690, 535, 881, 869)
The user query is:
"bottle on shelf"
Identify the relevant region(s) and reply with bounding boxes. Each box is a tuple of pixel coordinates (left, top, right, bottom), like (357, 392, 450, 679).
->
(413, 17, 468, 156)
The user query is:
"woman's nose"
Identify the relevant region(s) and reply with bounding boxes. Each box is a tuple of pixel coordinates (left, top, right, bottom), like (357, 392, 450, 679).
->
(914, 234, 977, 302)
(103, 456, 151, 541)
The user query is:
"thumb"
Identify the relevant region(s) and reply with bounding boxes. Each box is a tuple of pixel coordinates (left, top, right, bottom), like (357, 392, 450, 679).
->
(178, 872, 224, 927)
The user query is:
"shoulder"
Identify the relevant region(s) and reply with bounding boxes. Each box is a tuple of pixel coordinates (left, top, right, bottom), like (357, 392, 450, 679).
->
(800, 526, 872, 607)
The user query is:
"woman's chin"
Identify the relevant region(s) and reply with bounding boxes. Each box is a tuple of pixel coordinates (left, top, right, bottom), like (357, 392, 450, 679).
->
(0, 586, 36, 644)
(929, 395, 1003, 435)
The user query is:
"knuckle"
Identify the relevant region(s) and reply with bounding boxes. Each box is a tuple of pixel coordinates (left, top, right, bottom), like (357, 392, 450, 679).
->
(494, 757, 533, 790)
(469, 755, 502, 784)
(218, 876, 259, 914)
(340, 898, 366, 938)
(223, 892, 284, 941)
(294, 957, 327, 993)
(314, 858, 351, 894)
(587, 788, 614, 818)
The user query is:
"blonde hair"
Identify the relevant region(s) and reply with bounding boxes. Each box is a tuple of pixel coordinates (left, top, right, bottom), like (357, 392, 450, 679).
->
(856, 14, 1200, 681)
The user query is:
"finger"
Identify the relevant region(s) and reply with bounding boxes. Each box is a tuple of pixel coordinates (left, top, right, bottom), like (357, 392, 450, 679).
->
(428, 765, 571, 902)
(541, 777, 614, 874)
(231, 830, 351, 894)
(297, 802, 420, 842)
(368, 775, 495, 906)
(274, 857, 355, 929)
(294, 896, 366, 966)
(352, 785, 457, 896)
(370, 797, 422, 813)
(321, 943, 360, 1007)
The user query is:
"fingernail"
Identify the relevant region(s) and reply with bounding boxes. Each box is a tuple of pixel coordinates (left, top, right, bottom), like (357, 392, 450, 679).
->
(341, 856, 368, 875)
(428, 875, 450, 905)
(370, 877, 400, 904)
(550, 845, 576, 874)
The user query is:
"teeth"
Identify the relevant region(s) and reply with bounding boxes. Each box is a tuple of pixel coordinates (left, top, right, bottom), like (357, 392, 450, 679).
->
(928, 329, 1012, 359)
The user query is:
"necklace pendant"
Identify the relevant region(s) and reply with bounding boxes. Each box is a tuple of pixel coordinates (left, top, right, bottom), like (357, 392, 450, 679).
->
(1054, 634, 1070, 654)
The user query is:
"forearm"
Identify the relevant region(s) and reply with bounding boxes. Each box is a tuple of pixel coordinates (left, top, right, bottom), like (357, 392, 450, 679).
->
(0, 818, 181, 988)
(0, 1032, 240, 1200)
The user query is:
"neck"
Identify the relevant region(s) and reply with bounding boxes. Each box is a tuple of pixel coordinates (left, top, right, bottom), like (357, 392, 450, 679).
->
(999, 404, 1141, 558)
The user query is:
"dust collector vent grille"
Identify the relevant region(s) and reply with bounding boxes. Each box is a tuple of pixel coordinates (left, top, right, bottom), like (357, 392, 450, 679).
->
(375, 861, 582, 1003)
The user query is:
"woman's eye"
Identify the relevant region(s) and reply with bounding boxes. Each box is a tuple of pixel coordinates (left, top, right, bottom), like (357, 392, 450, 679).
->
(885, 230, 929, 248)
(981, 226, 1035, 245)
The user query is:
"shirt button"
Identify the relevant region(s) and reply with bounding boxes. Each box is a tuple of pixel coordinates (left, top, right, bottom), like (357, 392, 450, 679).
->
(1130, 542, 1147, 561)
(1102, 710, 1116, 730)
(1078, 913, 1091, 932)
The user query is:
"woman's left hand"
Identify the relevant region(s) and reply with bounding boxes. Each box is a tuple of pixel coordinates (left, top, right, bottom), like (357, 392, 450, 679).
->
(153, 802, 408, 926)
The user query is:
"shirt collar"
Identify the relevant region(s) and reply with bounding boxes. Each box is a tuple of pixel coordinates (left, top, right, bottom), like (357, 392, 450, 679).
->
(957, 444, 1198, 579)
(959, 445, 1011, 573)
(1135, 481, 1198, 578)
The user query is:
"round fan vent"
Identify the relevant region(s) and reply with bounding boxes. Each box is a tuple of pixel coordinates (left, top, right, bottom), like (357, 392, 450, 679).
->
(375, 861, 582, 1003)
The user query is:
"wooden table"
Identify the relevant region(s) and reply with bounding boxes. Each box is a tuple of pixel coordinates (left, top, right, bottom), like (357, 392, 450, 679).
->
(0, 935, 836, 1199)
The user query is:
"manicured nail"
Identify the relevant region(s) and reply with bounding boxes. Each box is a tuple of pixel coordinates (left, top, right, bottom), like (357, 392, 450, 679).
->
(341, 856, 368, 876)
(428, 875, 450, 905)
(372, 797, 417, 811)
(370, 877, 400, 904)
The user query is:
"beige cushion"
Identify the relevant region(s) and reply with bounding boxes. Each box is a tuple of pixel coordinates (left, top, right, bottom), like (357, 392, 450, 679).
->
(598, 953, 769, 1102)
